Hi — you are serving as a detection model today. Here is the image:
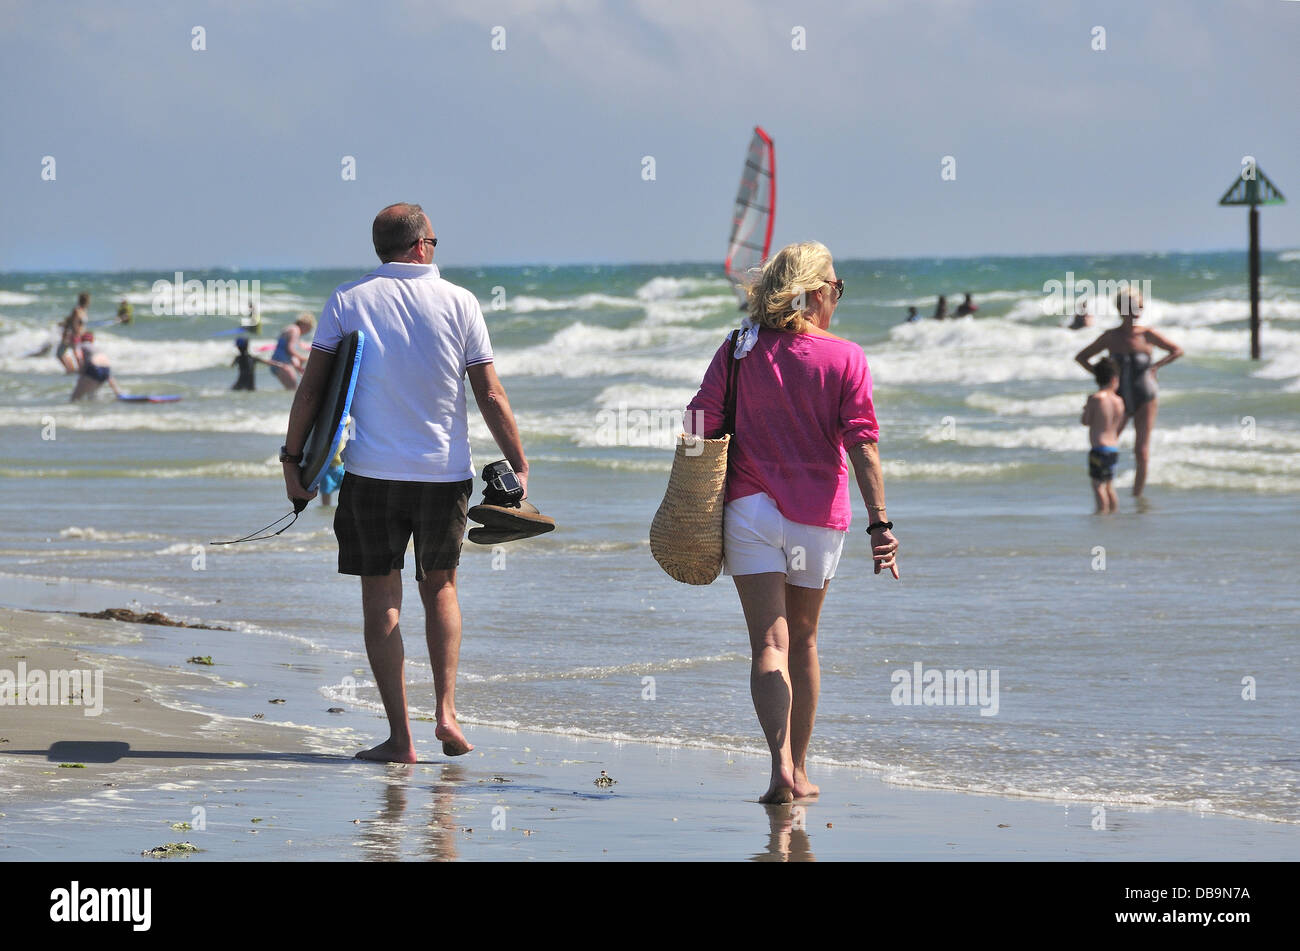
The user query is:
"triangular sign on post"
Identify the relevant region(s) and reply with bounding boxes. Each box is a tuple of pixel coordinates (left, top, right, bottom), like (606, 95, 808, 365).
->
(1219, 168, 1286, 206)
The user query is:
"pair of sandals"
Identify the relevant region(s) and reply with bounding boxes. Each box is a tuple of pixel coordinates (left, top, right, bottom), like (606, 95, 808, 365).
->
(466, 467, 555, 545)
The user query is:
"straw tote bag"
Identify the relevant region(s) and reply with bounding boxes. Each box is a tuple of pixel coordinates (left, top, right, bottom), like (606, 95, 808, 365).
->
(649, 331, 740, 585)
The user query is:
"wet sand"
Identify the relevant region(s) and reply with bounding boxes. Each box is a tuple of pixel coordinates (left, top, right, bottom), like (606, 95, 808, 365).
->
(1, 607, 1297, 861)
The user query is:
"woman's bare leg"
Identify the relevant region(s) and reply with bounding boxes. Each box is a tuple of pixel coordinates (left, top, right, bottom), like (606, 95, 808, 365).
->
(1133, 400, 1157, 497)
(786, 580, 829, 798)
(734, 572, 795, 803)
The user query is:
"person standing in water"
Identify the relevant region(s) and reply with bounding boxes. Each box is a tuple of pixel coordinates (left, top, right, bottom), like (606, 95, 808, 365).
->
(1074, 287, 1183, 498)
(116, 299, 133, 325)
(685, 241, 899, 804)
(232, 337, 257, 391)
(931, 295, 948, 320)
(270, 314, 315, 390)
(231, 335, 292, 390)
(56, 293, 90, 373)
(1081, 358, 1124, 513)
(954, 293, 978, 317)
(244, 300, 263, 334)
(1069, 299, 1094, 330)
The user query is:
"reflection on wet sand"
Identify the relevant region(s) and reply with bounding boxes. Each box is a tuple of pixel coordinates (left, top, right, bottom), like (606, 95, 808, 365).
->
(354, 763, 467, 861)
(750, 803, 817, 862)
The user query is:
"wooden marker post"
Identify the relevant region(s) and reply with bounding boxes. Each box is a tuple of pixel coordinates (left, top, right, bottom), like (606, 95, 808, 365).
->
(1219, 164, 1285, 360)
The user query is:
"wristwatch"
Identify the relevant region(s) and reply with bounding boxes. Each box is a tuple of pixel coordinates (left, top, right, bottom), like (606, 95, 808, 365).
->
(866, 520, 894, 535)
(279, 445, 302, 464)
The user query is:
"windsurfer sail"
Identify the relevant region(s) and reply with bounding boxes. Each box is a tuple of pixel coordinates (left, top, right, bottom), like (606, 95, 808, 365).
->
(724, 126, 776, 310)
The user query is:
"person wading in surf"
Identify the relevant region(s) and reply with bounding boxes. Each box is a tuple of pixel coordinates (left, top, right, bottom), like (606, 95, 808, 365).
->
(1074, 287, 1183, 499)
(685, 241, 899, 804)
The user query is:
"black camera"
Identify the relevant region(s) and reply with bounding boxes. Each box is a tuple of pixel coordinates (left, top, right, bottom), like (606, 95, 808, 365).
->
(481, 459, 524, 506)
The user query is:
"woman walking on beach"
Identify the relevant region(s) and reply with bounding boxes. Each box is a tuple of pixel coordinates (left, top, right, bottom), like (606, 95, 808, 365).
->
(685, 241, 900, 804)
(1073, 287, 1183, 498)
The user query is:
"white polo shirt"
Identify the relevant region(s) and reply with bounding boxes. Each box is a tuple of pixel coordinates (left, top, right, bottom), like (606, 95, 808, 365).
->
(312, 262, 493, 482)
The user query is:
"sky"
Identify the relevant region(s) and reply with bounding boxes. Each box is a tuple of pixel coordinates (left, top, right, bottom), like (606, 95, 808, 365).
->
(1, 0, 1297, 270)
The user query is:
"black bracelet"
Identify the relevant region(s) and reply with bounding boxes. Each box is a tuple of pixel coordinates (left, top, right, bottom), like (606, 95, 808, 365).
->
(866, 520, 894, 534)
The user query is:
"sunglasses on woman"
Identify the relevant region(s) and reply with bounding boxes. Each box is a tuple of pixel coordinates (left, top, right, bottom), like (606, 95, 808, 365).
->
(825, 278, 844, 301)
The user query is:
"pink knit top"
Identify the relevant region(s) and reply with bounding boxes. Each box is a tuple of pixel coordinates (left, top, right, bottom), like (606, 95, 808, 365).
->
(684, 327, 879, 532)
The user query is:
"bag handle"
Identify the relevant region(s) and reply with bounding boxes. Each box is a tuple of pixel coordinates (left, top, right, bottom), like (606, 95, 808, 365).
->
(714, 330, 740, 439)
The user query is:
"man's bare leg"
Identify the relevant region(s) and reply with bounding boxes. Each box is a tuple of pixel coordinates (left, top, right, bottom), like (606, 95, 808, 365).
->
(356, 570, 415, 763)
(1106, 483, 1119, 513)
(1091, 479, 1106, 513)
(734, 572, 795, 803)
(786, 580, 829, 799)
(419, 568, 473, 756)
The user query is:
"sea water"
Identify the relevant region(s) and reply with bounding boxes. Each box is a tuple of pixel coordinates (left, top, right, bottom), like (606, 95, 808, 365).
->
(1, 252, 1297, 824)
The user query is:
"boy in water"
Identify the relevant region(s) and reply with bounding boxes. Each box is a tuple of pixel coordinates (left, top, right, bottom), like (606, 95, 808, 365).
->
(1081, 357, 1124, 513)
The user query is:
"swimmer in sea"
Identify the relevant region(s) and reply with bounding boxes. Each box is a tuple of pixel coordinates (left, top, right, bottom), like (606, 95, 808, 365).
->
(1073, 287, 1183, 499)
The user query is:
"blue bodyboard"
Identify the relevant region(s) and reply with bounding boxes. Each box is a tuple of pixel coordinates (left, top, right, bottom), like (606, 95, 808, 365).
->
(299, 330, 363, 492)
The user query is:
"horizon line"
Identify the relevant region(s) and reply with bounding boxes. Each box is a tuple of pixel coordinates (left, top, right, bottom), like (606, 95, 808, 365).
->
(2, 246, 1295, 276)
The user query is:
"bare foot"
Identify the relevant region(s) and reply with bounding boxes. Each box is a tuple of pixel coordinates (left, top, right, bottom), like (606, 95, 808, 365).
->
(793, 769, 820, 799)
(435, 720, 474, 757)
(355, 737, 416, 763)
(759, 783, 795, 804)
(759, 765, 796, 803)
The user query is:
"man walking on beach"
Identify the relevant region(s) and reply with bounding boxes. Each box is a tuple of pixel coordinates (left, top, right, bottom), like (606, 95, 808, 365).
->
(281, 202, 529, 763)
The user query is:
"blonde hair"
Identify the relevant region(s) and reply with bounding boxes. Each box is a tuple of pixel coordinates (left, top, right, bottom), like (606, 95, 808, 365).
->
(295, 312, 316, 332)
(745, 241, 834, 332)
(1115, 285, 1143, 319)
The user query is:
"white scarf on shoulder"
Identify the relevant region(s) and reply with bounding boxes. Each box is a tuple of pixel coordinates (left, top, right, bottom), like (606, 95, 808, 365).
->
(733, 316, 759, 359)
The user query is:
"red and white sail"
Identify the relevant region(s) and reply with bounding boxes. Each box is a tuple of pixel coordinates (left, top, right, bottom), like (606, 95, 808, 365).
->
(724, 126, 776, 308)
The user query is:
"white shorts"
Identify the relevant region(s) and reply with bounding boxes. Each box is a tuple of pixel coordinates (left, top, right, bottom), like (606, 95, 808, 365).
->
(723, 492, 846, 589)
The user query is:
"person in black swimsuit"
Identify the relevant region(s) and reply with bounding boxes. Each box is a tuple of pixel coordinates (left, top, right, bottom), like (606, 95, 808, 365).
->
(232, 336, 257, 390)
(1073, 287, 1183, 498)
(1113, 351, 1158, 416)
